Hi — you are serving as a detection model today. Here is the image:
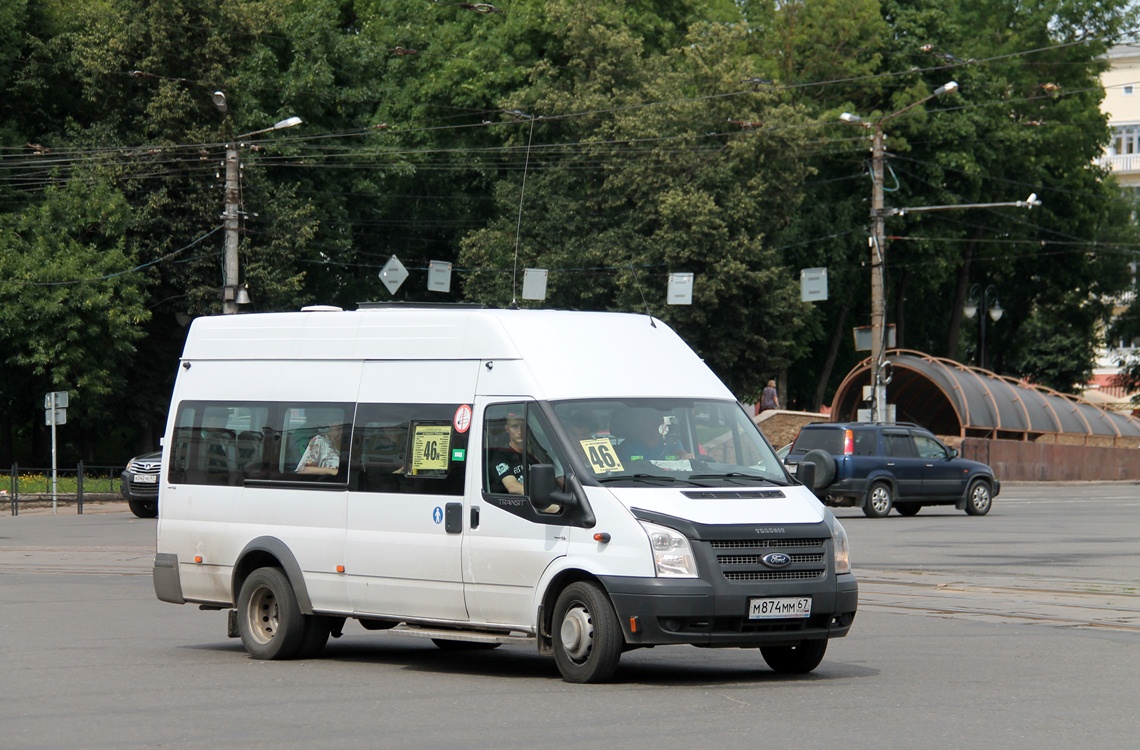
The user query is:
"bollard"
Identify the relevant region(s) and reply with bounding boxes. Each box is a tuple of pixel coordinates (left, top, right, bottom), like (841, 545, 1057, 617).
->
(77, 460, 84, 515)
(10, 462, 17, 516)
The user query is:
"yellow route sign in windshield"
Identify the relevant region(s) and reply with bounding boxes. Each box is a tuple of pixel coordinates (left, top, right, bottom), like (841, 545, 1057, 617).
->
(581, 437, 624, 475)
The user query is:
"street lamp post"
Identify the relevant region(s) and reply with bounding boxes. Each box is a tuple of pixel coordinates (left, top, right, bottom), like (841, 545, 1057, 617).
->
(963, 284, 1003, 370)
(841, 81, 958, 423)
(212, 91, 302, 314)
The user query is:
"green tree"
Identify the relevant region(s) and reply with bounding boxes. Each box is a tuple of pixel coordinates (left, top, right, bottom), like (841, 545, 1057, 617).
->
(459, 4, 815, 397)
(0, 175, 149, 461)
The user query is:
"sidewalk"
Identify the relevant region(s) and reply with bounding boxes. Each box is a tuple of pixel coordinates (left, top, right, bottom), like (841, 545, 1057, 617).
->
(2, 497, 130, 516)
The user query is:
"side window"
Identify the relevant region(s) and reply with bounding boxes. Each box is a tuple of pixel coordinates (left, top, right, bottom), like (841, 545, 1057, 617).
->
(484, 403, 527, 495)
(483, 402, 567, 514)
(350, 403, 469, 496)
(284, 404, 352, 482)
(170, 401, 286, 486)
(914, 434, 947, 459)
(884, 433, 916, 458)
(852, 429, 877, 456)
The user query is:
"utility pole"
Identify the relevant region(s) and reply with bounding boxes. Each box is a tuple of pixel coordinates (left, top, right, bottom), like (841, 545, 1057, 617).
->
(841, 81, 959, 423)
(222, 140, 241, 315)
(212, 90, 302, 314)
(869, 124, 887, 423)
(845, 82, 1040, 421)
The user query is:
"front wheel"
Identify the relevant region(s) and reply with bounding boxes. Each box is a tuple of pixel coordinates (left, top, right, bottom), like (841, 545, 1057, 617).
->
(552, 581, 623, 683)
(761, 639, 827, 674)
(863, 482, 893, 518)
(964, 479, 993, 516)
(237, 567, 305, 660)
(295, 615, 334, 659)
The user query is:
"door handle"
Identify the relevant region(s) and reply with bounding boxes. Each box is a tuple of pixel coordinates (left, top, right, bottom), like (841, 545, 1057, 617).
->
(470, 506, 480, 529)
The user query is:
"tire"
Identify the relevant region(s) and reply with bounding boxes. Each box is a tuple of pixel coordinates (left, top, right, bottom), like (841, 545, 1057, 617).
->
(295, 615, 334, 659)
(964, 479, 993, 516)
(896, 504, 921, 517)
(237, 567, 306, 660)
(863, 481, 893, 518)
(431, 639, 501, 651)
(761, 639, 828, 674)
(552, 581, 623, 684)
(799, 449, 837, 490)
(127, 498, 157, 518)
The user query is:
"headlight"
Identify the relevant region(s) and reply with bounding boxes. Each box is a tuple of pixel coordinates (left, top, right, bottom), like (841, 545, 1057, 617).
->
(639, 521, 698, 578)
(828, 514, 851, 574)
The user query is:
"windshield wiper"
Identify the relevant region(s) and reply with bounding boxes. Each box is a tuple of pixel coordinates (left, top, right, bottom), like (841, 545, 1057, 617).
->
(598, 473, 708, 487)
(687, 472, 783, 486)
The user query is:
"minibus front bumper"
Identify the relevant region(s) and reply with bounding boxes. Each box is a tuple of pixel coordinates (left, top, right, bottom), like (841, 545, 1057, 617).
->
(598, 573, 858, 647)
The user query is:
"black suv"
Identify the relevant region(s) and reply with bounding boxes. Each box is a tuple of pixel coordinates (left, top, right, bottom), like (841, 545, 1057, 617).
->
(785, 422, 999, 518)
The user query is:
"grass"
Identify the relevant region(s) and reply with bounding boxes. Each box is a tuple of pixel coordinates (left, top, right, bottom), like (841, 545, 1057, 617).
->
(2, 471, 119, 496)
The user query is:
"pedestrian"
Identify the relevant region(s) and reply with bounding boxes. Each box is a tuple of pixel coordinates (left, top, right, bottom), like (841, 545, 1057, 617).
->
(760, 379, 779, 412)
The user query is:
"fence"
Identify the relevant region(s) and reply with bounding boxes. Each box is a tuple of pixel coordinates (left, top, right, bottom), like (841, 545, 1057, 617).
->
(5, 463, 124, 516)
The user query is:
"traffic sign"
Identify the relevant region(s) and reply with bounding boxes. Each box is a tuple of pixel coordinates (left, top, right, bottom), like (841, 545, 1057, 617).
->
(44, 391, 69, 409)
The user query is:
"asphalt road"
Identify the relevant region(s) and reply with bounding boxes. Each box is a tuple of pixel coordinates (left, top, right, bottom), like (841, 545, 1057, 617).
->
(1, 483, 1137, 749)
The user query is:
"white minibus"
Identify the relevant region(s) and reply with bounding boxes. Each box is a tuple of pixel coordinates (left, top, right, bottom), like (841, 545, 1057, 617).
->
(153, 306, 857, 682)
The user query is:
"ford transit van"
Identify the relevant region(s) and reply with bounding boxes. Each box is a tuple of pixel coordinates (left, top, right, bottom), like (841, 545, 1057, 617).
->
(152, 306, 857, 682)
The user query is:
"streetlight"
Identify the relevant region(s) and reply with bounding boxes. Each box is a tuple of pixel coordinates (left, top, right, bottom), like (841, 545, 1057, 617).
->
(213, 91, 303, 313)
(840, 81, 958, 423)
(963, 284, 1003, 370)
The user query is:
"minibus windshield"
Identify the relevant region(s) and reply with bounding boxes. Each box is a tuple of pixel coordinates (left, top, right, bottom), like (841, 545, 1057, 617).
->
(551, 399, 791, 487)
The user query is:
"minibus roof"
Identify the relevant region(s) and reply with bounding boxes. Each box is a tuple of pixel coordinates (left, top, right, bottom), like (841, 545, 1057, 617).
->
(182, 307, 734, 401)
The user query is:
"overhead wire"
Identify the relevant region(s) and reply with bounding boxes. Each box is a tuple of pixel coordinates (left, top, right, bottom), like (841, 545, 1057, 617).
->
(0, 27, 1133, 287)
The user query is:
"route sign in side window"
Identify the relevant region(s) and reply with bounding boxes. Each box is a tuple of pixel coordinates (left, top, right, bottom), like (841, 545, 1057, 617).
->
(349, 402, 469, 496)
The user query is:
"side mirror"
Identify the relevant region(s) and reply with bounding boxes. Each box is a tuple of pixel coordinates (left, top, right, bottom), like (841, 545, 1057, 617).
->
(529, 464, 576, 513)
(948, 448, 959, 459)
(796, 461, 817, 492)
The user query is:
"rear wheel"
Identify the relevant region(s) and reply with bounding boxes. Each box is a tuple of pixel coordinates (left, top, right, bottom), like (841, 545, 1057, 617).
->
(896, 504, 921, 517)
(965, 480, 993, 516)
(127, 497, 157, 518)
(552, 581, 623, 683)
(237, 567, 305, 660)
(761, 639, 827, 674)
(863, 482, 893, 518)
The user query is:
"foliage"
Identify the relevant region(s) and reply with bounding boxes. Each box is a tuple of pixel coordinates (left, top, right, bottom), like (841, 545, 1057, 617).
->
(0, 0, 1137, 463)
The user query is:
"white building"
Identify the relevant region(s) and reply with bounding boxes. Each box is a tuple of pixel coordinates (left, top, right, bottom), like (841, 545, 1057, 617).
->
(1094, 45, 1140, 413)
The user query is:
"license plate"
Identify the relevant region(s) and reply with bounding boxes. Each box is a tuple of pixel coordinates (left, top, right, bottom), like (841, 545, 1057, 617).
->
(748, 597, 812, 619)
(134, 474, 158, 484)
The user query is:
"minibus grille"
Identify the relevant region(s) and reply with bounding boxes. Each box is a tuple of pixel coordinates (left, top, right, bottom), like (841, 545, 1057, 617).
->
(717, 553, 823, 566)
(708, 537, 829, 583)
(723, 570, 822, 582)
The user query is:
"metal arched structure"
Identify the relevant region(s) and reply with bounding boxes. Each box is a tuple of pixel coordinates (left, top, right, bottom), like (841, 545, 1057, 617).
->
(832, 350, 1140, 440)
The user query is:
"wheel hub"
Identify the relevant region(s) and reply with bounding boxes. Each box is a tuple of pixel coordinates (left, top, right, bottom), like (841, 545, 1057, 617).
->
(559, 605, 594, 662)
(247, 585, 279, 645)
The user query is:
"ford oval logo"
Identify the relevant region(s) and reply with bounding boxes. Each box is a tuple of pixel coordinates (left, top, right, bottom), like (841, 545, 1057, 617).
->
(761, 552, 792, 569)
